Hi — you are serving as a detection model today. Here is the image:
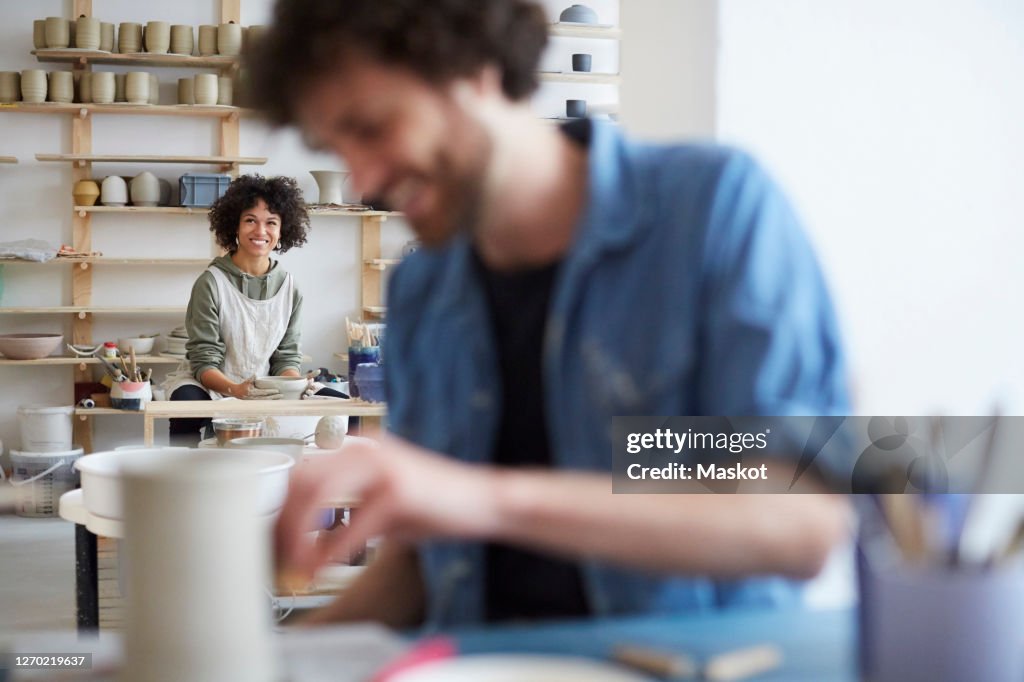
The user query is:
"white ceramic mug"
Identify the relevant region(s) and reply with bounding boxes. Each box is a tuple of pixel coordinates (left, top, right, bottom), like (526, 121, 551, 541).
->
(44, 16, 69, 49)
(145, 21, 170, 54)
(197, 25, 218, 56)
(193, 73, 218, 105)
(125, 72, 149, 105)
(170, 25, 193, 55)
(48, 71, 73, 103)
(177, 77, 194, 105)
(100, 22, 115, 52)
(217, 22, 242, 56)
(0, 72, 20, 104)
(216, 75, 232, 106)
(118, 22, 142, 53)
(20, 70, 47, 103)
(91, 72, 114, 104)
(32, 20, 47, 50)
(114, 73, 126, 102)
(75, 16, 100, 50)
(78, 71, 92, 103)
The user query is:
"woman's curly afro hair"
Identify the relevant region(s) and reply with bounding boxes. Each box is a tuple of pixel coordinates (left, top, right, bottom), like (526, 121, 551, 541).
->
(208, 174, 310, 254)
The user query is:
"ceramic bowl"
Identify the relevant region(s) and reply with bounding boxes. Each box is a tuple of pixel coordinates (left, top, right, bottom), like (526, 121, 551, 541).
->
(74, 447, 293, 521)
(226, 437, 305, 462)
(559, 4, 599, 24)
(117, 337, 155, 355)
(212, 418, 264, 446)
(254, 376, 308, 400)
(0, 333, 63, 360)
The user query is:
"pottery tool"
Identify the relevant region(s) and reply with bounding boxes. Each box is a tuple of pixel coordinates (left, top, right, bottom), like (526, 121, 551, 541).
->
(96, 354, 125, 382)
(129, 346, 138, 381)
(611, 645, 699, 679)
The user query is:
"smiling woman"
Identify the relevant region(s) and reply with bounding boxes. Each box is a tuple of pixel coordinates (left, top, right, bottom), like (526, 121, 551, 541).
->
(160, 175, 347, 444)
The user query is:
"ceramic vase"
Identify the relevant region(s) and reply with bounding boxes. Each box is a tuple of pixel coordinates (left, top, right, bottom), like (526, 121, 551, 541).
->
(76, 16, 100, 50)
(0, 72, 19, 104)
(193, 74, 218, 105)
(566, 98, 587, 118)
(177, 77, 194, 105)
(100, 22, 115, 52)
(217, 75, 232, 105)
(101, 175, 128, 206)
(125, 71, 149, 104)
(45, 16, 69, 49)
(131, 171, 160, 207)
(33, 20, 47, 50)
(145, 21, 170, 54)
(170, 25, 193, 55)
(73, 180, 100, 207)
(217, 22, 242, 56)
(198, 25, 218, 56)
(48, 71, 73, 103)
(20, 70, 46, 103)
(91, 72, 114, 104)
(572, 53, 592, 72)
(78, 71, 92, 103)
(119, 22, 142, 53)
(148, 73, 159, 104)
(310, 170, 349, 205)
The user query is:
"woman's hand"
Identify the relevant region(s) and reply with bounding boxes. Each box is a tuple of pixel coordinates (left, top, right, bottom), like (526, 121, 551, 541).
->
(229, 376, 282, 400)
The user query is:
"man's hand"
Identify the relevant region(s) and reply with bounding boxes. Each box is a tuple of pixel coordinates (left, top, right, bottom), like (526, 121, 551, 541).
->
(274, 433, 500, 588)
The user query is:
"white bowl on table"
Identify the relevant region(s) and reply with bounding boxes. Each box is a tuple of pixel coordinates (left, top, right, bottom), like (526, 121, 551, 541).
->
(74, 447, 293, 521)
(254, 375, 309, 400)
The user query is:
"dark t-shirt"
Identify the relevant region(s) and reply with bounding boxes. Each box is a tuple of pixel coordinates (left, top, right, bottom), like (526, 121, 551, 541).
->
(477, 120, 593, 623)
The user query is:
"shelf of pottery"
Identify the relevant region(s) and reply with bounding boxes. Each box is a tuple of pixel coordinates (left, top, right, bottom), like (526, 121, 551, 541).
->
(543, 3, 621, 121)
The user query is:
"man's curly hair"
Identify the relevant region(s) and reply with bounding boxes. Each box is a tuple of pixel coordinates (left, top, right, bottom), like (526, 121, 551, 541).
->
(244, 0, 549, 126)
(208, 175, 310, 254)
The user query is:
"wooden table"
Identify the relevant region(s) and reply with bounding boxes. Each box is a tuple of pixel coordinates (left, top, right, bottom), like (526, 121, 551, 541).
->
(142, 399, 387, 445)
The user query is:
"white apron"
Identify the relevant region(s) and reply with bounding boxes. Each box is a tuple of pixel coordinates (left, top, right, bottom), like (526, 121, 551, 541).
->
(163, 266, 295, 399)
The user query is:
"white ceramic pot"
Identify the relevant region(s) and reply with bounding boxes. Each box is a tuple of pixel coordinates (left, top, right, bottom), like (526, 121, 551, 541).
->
(22, 71, 49, 104)
(217, 22, 242, 56)
(125, 71, 149, 104)
(33, 20, 47, 50)
(100, 22, 115, 52)
(193, 73, 218, 105)
(0, 72, 20, 104)
(130, 171, 160, 206)
(75, 16, 100, 50)
(100, 175, 128, 206)
(145, 21, 170, 54)
(74, 447, 293, 521)
(254, 375, 308, 400)
(217, 75, 232, 105)
(118, 22, 142, 53)
(169, 25, 193, 55)
(45, 16, 69, 49)
(310, 170, 349, 204)
(48, 71, 73, 103)
(198, 25, 218, 56)
(91, 71, 114, 104)
(177, 77, 193, 105)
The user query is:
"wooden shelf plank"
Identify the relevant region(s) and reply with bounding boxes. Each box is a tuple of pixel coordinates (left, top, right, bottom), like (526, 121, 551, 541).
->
(307, 205, 401, 217)
(3, 257, 210, 266)
(0, 102, 246, 118)
(33, 49, 237, 70)
(37, 154, 266, 165)
(0, 156, 17, 164)
(539, 72, 622, 85)
(75, 407, 139, 417)
(548, 23, 621, 39)
(0, 306, 186, 314)
(144, 399, 387, 419)
(0, 355, 183, 366)
(364, 259, 400, 270)
(72, 204, 403, 217)
(363, 306, 387, 317)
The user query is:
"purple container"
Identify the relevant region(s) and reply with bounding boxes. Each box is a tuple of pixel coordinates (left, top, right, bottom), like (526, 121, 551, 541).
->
(347, 346, 380, 398)
(354, 363, 385, 403)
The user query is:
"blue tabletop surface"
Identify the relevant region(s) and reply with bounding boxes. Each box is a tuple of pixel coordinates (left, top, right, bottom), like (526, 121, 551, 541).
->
(442, 607, 856, 681)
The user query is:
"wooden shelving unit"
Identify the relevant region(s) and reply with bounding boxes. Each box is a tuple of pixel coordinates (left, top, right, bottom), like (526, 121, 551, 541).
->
(539, 72, 621, 85)
(1, 102, 245, 118)
(0, 156, 17, 164)
(548, 23, 622, 39)
(37, 153, 267, 166)
(0, 306, 187, 315)
(33, 49, 237, 70)
(75, 204, 400, 217)
(0, 355, 182, 367)
(364, 259, 400, 271)
(3, 257, 210, 266)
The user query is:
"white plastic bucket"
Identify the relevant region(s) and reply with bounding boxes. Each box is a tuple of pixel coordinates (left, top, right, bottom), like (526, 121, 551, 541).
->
(10, 447, 84, 517)
(17, 405, 74, 452)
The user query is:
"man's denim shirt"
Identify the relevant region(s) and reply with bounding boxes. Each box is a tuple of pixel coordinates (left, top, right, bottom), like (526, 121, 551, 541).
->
(383, 121, 850, 628)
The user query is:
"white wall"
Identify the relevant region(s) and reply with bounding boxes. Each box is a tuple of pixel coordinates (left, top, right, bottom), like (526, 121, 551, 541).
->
(716, 0, 1024, 415)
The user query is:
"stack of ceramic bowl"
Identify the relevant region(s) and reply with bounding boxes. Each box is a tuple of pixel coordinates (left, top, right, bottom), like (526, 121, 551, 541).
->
(163, 326, 188, 359)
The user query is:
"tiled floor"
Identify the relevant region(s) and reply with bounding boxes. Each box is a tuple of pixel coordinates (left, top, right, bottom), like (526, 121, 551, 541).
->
(0, 484, 77, 634)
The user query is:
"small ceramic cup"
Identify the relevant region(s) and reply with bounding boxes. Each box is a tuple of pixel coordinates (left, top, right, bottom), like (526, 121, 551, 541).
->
(32, 20, 47, 50)
(217, 22, 242, 56)
(125, 71, 150, 105)
(76, 16, 100, 50)
(571, 53, 592, 73)
(0, 72, 20, 104)
(193, 73, 218, 105)
(48, 71, 74, 103)
(91, 71, 115, 104)
(100, 22, 115, 52)
(148, 73, 160, 104)
(114, 73, 127, 102)
(177, 77, 194, 105)
(566, 98, 587, 118)
(197, 25, 218, 56)
(145, 21, 170, 54)
(20, 70, 47, 103)
(217, 75, 233, 106)
(45, 16, 70, 49)
(170, 25, 194, 55)
(118, 22, 143, 53)
(78, 71, 92, 103)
